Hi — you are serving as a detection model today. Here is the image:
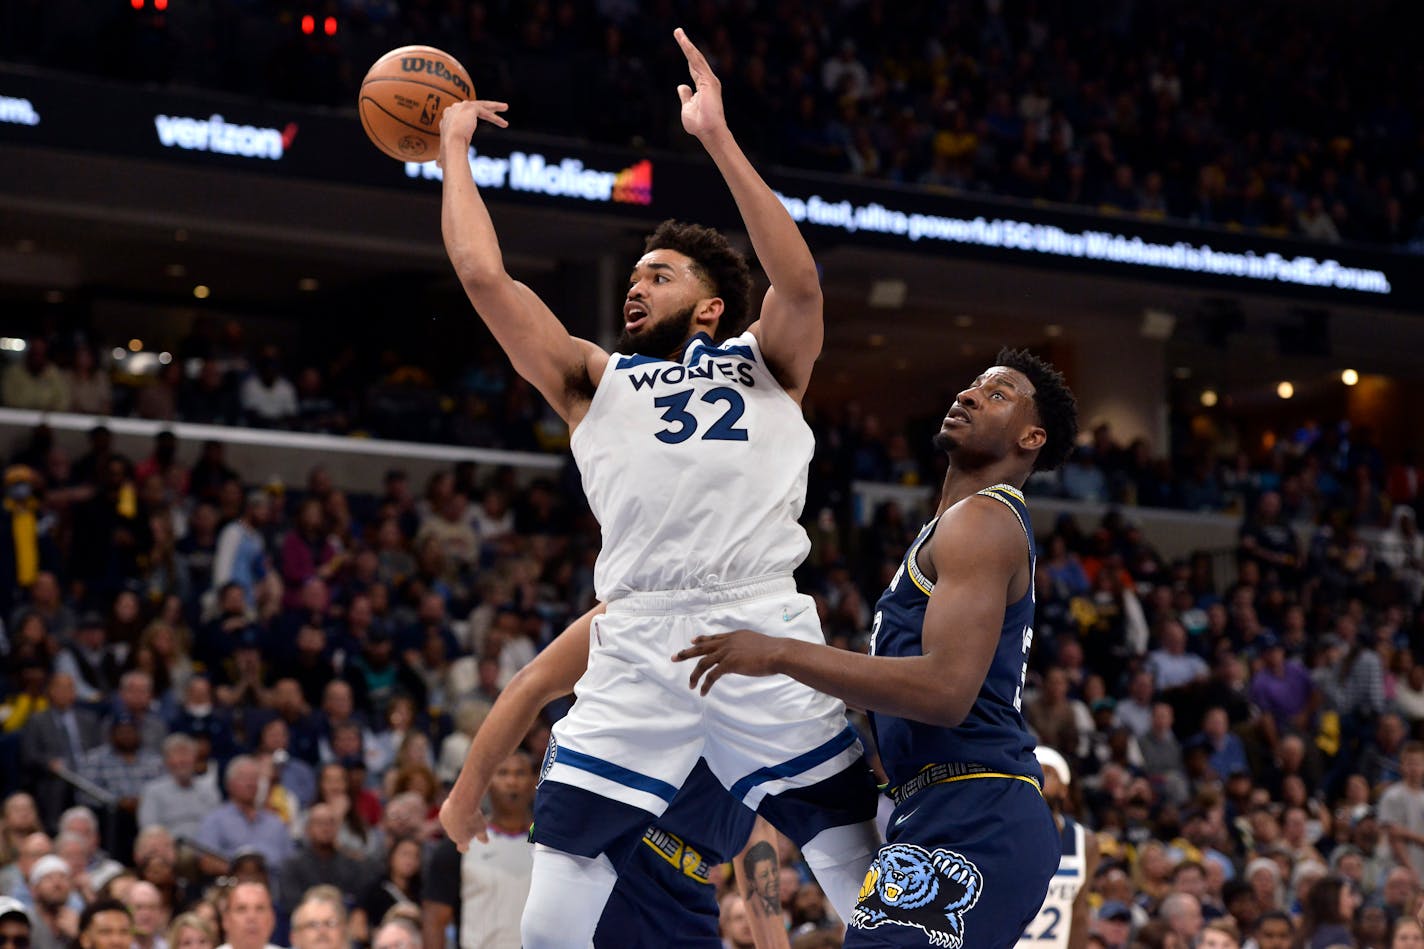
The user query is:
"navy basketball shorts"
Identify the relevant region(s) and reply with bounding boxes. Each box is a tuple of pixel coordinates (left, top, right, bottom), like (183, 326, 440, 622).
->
(845, 775, 1057, 949)
(594, 826, 722, 949)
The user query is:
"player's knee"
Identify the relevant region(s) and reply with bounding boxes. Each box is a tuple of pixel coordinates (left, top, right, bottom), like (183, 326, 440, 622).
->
(520, 899, 575, 949)
(802, 818, 881, 866)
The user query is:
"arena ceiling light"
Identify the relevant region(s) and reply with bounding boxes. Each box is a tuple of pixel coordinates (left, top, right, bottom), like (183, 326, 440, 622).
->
(1341, 369, 1359, 386)
(867, 279, 905, 308)
(1140, 308, 1177, 340)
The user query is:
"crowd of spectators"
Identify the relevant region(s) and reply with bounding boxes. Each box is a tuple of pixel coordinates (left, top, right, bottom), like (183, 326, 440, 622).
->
(1, 309, 1424, 949)
(3, 1, 1421, 251)
(0, 328, 568, 452)
(1, 332, 1424, 948)
(6, 326, 1423, 543)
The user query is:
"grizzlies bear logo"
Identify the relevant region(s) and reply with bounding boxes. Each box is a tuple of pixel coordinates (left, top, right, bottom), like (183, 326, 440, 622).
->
(851, 843, 983, 947)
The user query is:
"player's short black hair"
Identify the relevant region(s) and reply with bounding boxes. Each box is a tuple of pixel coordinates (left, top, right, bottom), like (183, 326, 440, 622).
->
(644, 220, 753, 340)
(1255, 910, 1293, 932)
(994, 347, 1078, 472)
(79, 899, 131, 936)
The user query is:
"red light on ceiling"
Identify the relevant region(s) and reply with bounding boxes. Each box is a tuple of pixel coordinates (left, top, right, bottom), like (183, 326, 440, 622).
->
(324, 16, 337, 35)
(130, 0, 143, 8)
(300, 14, 314, 34)
(155, 0, 167, 9)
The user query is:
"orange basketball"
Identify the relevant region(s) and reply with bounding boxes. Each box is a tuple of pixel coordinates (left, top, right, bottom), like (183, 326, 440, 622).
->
(359, 45, 473, 162)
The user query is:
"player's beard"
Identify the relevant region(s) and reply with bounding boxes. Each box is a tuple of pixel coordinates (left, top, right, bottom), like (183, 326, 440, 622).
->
(932, 430, 958, 454)
(615, 302, 697, 358)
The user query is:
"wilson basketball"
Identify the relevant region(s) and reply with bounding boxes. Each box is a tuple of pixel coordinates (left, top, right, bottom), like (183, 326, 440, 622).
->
(359, 45, 473, 162)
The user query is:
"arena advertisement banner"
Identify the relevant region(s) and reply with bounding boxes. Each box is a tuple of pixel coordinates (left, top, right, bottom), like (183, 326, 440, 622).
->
(0, 63, 1417, 309)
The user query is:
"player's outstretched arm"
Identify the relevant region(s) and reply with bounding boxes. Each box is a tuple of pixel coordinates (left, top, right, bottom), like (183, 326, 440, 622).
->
(439, 603, 605, 850)
(732, 817, 792, 949)
(673, 497, 1021, 727)
(438, 101, 608, 424)
(673, 28, 822, 399)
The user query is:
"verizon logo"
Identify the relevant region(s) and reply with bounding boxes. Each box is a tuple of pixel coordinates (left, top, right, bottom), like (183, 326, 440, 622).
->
(154, 113, 298, 160)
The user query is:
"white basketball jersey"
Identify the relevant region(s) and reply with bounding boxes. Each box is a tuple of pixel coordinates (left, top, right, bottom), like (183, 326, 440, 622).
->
(460, 827, 532, 949)
(571, 330, 813, 602)
(1017, 816, 1086, 949)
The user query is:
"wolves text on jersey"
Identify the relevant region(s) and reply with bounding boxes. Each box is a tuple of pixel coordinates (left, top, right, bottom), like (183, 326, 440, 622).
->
(625, 358, 756, 391)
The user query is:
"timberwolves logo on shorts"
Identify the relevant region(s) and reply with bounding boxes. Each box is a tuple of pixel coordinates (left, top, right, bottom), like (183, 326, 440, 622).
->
(852, 844, 984, 948)
(538, 737, 557, 786)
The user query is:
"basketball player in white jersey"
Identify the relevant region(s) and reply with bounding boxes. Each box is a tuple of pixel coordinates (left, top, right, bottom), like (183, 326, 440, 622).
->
(436, 26, 880, 949)
(1018, 746, 1098, 949)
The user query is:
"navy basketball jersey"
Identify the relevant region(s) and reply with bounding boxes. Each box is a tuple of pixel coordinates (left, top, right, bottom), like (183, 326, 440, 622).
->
(867, 483, 1040, 790)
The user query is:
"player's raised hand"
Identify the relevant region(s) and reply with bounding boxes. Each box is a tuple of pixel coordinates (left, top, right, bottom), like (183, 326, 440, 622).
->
(674, 27, 726, 140)
(439, 790, 491, 850)
(673, 629, 784, 695)
(436, 99, 510, 166)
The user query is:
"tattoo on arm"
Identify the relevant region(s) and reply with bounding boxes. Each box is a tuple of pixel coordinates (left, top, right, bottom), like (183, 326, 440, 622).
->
(741, 841, 780, 917)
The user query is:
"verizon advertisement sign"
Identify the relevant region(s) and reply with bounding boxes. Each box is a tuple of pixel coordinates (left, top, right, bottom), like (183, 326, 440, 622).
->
(154, 113, 299, 160)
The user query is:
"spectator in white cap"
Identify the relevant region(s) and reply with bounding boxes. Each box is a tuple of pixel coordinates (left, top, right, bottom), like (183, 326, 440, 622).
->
(27, 855, 77, 949)
(1244, 857, 1284, 914)
(0, 897, 32, 949)
(0, 833, 51, 910)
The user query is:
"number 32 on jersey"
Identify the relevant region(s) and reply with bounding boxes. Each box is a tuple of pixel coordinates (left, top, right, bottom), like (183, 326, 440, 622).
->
(653, 386, 749, 444)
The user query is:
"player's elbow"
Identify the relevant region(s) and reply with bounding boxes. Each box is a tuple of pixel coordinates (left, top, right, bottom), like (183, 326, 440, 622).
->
(938, 700, 973, 729)
(780, 277, 823, 310)
(448, 248, 507, 291)
(504, 663, 567, 708)
(919, 690, 974, 729)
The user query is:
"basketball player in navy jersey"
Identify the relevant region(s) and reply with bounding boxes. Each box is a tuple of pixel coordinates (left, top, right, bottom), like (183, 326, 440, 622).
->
(440, 605, 790, 949)
(677, 349, 1079, 948)
(438, 28, 879, 946)
(1016, 746, 1099, 949)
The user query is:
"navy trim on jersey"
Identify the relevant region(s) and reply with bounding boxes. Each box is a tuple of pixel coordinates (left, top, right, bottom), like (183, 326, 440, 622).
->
(533, 783, 663, 859)
(755, 756, 880, 847)
(686, 332, 756, 364)
(729, 725, 859, 801)
(617, 353, 666, 369)
(1053, 866, 1080, 877)
(556, 747, 681, 803)
(1060, 816, 1079, 856)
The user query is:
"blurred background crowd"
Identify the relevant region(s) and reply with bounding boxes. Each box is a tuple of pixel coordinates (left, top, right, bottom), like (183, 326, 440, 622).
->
(2, 0, 1421, 251)
(5, 327, 1421, 525)
(2, 1, 1423, 948)
(0, 322, 1422, 947)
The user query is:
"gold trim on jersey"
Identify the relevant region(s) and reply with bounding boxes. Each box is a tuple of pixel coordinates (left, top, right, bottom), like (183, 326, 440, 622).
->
(976, 484, 1029, 543)
(904, 516, 941, 596)
(906, 485, 1027, 597)
(889, 760, 1044, 805)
